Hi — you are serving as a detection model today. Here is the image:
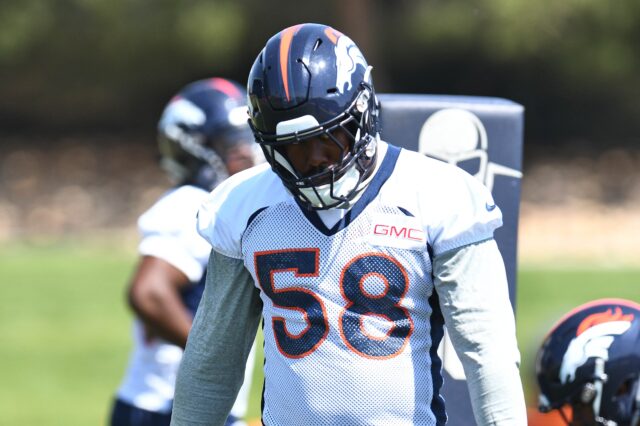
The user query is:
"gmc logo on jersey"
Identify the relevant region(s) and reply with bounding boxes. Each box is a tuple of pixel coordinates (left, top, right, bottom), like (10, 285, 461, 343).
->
(373, 224, 424, 241)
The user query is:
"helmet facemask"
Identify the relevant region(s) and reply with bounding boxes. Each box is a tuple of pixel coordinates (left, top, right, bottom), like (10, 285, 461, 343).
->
(158, 124, 229, 190)
(252, 80, 380, 210)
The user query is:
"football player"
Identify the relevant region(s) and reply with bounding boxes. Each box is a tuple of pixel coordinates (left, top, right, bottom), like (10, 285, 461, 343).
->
(171, 23, 526, 425)
(536, 299, 640, 426)
(110, 78, 259, 426)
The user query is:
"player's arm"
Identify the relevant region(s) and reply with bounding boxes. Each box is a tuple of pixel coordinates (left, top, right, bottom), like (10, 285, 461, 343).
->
(171, 250, 262, 426)
(127, 255, 194, 348)
(433, 238, 527, 425)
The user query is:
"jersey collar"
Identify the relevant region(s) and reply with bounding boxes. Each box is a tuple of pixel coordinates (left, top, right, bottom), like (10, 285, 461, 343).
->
(296, 143, 401, 236)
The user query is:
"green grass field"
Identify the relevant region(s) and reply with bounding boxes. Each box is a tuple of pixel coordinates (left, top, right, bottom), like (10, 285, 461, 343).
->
(0, 241, 638, 425)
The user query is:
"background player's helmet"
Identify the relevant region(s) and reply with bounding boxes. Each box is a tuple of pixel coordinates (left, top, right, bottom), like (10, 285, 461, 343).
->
(536, 299, 640, 425)
(157, 78, 254, 190)
(247, 23, 380, 210)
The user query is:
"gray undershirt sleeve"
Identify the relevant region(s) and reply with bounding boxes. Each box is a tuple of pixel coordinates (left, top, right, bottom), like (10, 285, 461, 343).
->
(433, 239, 527, 425)
(171, 250, 262, 426)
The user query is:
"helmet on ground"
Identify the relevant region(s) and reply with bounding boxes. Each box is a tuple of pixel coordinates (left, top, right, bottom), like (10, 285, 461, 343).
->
(247, 23, 380, 209)
(157, 77, 255, 190)
(536, 299, 640, 425)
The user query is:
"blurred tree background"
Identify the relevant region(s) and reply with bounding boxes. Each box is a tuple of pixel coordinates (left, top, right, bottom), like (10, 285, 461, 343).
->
(2, 0, 639, 141)
(0, 0, 639, 245)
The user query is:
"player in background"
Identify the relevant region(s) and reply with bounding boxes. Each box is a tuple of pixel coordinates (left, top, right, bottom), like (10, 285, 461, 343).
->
(536, 299, 640, 426)
(109, 78, 259, 426)
(171, 23, 527, 425)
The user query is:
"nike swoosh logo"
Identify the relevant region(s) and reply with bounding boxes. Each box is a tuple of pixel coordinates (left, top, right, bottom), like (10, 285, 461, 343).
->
(486, 203, 497, 212)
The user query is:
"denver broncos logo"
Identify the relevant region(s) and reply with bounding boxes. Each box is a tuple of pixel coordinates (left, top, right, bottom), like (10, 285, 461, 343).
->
(277, 25, 367, 102)
(324, 28, 367, 94)
(159, 98, 206, 133)
(559, 307, 634, 384)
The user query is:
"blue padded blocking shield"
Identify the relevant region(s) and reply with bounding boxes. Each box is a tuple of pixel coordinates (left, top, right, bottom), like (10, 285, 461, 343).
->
(378, 94, 524, 426)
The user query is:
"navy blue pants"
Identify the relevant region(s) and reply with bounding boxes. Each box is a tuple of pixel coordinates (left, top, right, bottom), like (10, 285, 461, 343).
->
(110, 398, 241, 426)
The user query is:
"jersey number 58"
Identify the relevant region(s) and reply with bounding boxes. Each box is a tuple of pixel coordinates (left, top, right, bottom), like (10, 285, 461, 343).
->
(255, 249, 414, 359)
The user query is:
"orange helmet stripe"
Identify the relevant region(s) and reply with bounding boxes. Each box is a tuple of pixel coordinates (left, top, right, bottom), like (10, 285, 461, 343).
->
(279, 24, 304, 102)
(323, 27, 342, 45)
(207, 78, 243, 99)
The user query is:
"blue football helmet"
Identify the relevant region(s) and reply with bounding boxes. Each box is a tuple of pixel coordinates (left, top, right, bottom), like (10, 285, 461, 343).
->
(247, 23, 380, 210)
(536, 299, 640, 425)
(157, 78, 254, 190)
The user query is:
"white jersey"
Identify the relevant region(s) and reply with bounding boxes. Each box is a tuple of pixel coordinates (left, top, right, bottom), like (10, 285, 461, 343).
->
(117, 185, 254, 417)
(197, 142, 502, 425)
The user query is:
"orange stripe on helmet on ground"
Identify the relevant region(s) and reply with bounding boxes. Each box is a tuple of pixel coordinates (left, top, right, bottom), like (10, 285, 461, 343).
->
(544, 298, 640, 340)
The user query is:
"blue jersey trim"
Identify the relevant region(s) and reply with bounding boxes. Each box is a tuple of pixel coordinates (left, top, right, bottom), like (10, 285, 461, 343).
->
(428, 289, 447, 425)
(397, 206, 415, 217)
(298, 144, 402, 236)
(427, 243, 434, 262)
(247, 206, 269, 230)
(260, 319, 266, 425)
(180, 273, 206, 316)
